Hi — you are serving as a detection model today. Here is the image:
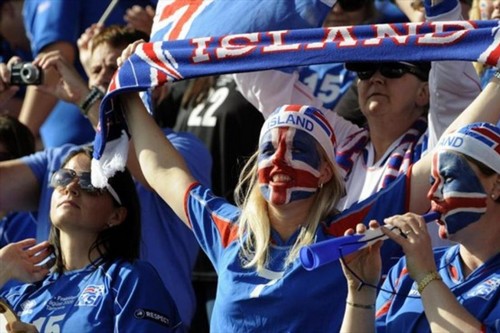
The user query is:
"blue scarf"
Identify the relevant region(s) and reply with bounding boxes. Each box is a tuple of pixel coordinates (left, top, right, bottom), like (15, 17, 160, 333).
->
(90, 4, 500, 187)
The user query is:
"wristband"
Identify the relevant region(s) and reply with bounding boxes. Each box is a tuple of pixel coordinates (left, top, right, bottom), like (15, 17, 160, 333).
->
(417, 271, 442, 294)
(346, 300, 375, 310)
(79, 86, 105, 117)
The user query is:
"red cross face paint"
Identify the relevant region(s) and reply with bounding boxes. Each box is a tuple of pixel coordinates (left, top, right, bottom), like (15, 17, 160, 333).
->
(428, 151, 488, 238)
(258, 127, 322, 205)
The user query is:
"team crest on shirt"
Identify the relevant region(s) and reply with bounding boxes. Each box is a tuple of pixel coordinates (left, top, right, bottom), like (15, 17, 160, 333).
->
(76, 284, 105, 306)
(463, 274, 500, 301)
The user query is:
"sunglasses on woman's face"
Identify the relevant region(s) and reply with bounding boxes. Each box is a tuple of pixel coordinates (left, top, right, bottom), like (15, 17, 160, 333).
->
(50, 168, 122, 205)
(50, 169, 101, 193)
(354, 63, 426, 81)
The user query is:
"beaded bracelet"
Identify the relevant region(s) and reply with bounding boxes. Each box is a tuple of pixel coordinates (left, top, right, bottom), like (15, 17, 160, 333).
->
(346, 300, 375, 310)
(79, 86, 105, 117)
(417, 271, 442, 294)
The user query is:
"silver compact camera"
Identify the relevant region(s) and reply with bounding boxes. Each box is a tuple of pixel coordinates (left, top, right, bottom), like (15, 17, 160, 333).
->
(10, 62, 43, 85)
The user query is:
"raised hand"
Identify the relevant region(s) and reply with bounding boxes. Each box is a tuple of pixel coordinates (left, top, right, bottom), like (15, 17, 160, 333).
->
(117, 39, 145, 68)
(77, 23, 104, 77)
(124, 5, 155, 35)
(33, 51, 89, 105)
(0, 239, 53, 287)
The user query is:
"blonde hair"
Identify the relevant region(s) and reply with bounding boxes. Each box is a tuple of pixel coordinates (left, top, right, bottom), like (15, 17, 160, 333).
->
(234, 145, 345, 273)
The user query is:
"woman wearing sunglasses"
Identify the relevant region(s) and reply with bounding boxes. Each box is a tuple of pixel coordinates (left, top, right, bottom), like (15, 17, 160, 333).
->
(339, 122, 500, 332)
(0, 147, 182, 332)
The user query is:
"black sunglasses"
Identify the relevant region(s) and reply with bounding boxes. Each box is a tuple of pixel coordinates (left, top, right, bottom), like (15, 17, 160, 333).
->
(337, 0, 368, 12)
(50, 168, 122, 204)
(352, 63, 427, 81)
(51, 169, 101, 192)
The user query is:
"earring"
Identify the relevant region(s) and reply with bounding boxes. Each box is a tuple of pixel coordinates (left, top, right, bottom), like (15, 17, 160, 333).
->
(318, 183, 323, 189)
(107, 223, 114, 228)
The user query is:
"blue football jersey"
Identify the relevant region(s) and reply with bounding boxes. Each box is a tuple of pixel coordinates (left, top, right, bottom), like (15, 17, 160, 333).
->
(1, 259, 182, 332)
(376, 245, 500, 332)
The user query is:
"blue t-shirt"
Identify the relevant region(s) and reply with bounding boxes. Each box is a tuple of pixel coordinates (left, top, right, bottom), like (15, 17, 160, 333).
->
(22, 0, 153, 147)
(1, 259, 182, 332)
(21, 128, 212, 326)
(182, 160, 420, 331)
(185, 183, 349, 332)
(376, 245, 500, 332)
(0, 212, 36, 248)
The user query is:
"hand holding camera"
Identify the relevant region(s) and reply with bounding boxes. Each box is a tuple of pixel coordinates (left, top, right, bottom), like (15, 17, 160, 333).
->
(10, 62, 43, 86)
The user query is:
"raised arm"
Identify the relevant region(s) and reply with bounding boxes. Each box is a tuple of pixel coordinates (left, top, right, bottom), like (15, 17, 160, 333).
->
(381, 213, 483, 331)
(121, 92, 196, 227)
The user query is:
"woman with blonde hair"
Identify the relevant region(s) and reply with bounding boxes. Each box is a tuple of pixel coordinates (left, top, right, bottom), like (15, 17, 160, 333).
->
(124, 87, 350, 331)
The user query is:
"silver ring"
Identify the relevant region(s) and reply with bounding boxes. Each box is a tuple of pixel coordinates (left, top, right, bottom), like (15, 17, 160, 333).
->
(404, 229, 412, 235)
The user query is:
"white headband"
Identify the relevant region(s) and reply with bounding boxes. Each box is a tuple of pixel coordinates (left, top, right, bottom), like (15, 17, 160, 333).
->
(438, 123, 500, 174)
(259, 105, 336, 162)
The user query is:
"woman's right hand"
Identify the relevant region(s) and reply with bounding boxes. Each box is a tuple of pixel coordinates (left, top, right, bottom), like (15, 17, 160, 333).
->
(340, 221, 383, 290)
(0, 239, 53, 286)
(117, 39, 146, 68)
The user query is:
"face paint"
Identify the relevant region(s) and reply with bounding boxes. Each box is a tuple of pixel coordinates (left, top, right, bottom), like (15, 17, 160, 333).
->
(428, 151, 488, 238)
(258, 127, 322, 205)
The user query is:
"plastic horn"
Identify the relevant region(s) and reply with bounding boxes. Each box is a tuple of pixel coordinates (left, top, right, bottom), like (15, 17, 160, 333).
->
(299, 211, 441, 271)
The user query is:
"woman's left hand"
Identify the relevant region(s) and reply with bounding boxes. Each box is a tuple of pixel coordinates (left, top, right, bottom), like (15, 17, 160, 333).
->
(382, 213, 437, 282)
(340, 221, 383, 289)
(0, 239, 53, 285)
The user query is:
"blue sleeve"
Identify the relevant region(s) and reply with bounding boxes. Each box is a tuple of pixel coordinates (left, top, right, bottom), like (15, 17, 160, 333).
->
(113, 261, 182, 332)
(23, 0, 81, 55)
(185, 184, 240, 270)
(166, 129, 213, 187)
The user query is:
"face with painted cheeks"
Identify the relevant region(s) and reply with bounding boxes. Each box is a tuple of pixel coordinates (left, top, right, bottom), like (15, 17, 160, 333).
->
(427, 151, 488, 239)
(258, 126, 324, 205)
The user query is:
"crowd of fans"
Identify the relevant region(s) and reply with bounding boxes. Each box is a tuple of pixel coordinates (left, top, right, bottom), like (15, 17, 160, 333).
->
(0, 0, 499, 332)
